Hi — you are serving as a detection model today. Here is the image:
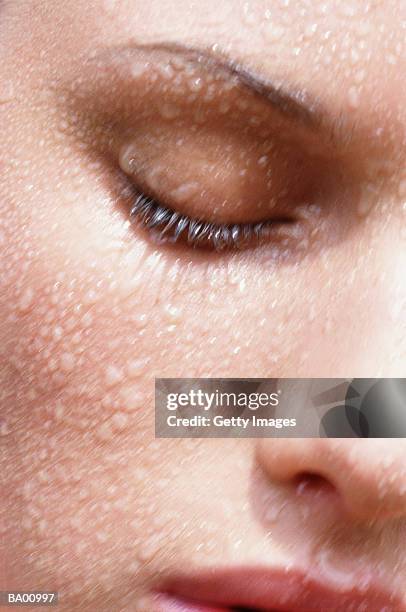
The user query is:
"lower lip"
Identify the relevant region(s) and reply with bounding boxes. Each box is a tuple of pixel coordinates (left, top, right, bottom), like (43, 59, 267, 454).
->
(153, 567, 402, 612)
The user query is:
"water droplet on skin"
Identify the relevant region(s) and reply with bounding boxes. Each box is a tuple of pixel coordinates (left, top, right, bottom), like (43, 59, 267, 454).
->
(84, 289, 98, 304)
(357, 197, 374, 217)
(134, 597, 152, 612)
(0, 80, 14, 103)
(18, 287, 34, 312)
(55, 402, 65, 419)
(96, 530, 109, 544)
(157, 62, 175, 79)
(126, 357, 150, 377)
(159, 103, 181, 120)
(264, 501, 288, 524)
(96, 421, 113, 441)
(170, 182, 200, 203)
(118, 143, 138, 175)
(348, 86, 360, 108)
(132, 313, 149, 329)
(52, 325, 63, 341)
(353, 69, 366, 84)
(111, 412, 129, 431)
(0, 420, 10, 435)
(130, 61, 149, 79)
(264, 23, 285, 41)
(242, 2, 256, 25)
(164, 304, 182, 322)
(37, 470, 50, 483)
(189, 77, 203, 92)
(137, 537, 162, 563)
(105, 365, 125, 387)
(316, 548, 360, 589)
(103, 0, 117, 11)
(304, 23, 318, 38)
(339, 2, 357, 17)
(59, 352, 76, 372)
(119, 387, 145, 411)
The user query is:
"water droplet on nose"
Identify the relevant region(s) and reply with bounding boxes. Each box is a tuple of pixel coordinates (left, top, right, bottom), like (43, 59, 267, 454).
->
(264, 501, 288, 524)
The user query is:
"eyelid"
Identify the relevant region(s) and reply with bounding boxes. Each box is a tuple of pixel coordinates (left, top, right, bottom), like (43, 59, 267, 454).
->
(128, 189, 295, 252)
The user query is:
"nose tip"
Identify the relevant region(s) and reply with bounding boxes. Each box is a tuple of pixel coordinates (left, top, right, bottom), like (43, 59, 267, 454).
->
(256, 439, 406, 522)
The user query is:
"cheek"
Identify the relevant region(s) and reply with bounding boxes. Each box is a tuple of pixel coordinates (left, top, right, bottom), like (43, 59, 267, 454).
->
(1, 167, 363, 426)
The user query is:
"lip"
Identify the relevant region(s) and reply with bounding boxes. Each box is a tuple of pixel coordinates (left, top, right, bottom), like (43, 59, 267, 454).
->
(155, 567, 405, 611)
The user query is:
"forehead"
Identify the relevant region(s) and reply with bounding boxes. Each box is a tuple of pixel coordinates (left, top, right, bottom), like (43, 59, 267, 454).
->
(19, 1, 405, 130)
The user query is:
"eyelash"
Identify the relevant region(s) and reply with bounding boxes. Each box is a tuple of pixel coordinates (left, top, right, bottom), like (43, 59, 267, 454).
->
(130, 192, 289, 251)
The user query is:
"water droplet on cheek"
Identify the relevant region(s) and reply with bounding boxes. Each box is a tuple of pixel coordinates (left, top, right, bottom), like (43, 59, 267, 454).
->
(111, 412, 129, 431)
(126, 357, 150, 378)
(0, 420, 10, 436)
(164, 304, 183, 322)
(59, 352, 76, 372)
(119, 386, 146, 412)
(17, 287, 34, 312)
(0, 80, 14, 103)
(104, 365, 125, 387)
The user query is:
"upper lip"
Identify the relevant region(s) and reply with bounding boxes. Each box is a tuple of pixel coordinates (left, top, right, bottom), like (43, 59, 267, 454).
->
(159, 566, 405, 611)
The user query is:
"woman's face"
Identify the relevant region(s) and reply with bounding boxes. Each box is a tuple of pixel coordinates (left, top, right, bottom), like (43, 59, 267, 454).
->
(1, 1, 405, 610)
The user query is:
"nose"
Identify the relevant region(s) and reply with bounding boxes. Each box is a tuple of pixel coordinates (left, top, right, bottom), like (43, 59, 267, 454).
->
(256, 438, 406, 522)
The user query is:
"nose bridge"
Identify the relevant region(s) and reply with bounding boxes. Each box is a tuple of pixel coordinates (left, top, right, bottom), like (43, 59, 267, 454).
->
(256, 438, 406, 522)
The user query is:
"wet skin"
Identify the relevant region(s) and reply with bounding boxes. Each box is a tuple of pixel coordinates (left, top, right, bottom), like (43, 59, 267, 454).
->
(0, 1, 405, 610)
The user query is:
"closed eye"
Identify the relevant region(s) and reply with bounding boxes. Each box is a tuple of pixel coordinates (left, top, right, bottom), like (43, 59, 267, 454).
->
(129, 190, 296, 251)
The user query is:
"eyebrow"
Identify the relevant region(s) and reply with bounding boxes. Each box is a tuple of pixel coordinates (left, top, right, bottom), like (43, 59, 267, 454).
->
(126, 41, 323, 130)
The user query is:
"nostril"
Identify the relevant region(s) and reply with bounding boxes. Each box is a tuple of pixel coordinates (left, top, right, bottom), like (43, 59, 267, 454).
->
(294, 471, 337, 497)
